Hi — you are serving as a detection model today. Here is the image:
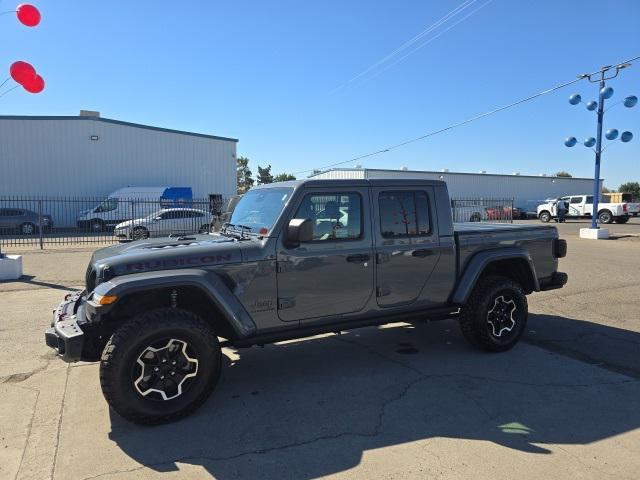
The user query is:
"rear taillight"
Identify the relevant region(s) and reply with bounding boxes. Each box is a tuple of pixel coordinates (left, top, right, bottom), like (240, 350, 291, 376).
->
(623, 203, 628, 212)
(554, 239, 567, 258)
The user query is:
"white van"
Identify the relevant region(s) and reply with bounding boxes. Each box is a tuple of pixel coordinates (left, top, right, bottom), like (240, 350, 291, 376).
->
(77, 187, 193, 232)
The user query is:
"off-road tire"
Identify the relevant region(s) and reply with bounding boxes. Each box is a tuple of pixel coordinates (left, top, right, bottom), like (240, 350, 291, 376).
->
(614, 216, 629, 224)
(100, 308, 221, 425)
(459, 276, 528, 352)
(539, 211, 551, 223)
(198, 224, 210, 234)
(598, 210, 613, 224)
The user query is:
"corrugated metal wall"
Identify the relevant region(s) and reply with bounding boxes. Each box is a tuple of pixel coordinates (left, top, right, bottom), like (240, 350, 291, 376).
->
(312, 168, 602, 211)
(0, 118, 237, 198)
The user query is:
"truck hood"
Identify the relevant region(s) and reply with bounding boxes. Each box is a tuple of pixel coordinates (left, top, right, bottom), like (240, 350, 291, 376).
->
(89, 233, 242, 279)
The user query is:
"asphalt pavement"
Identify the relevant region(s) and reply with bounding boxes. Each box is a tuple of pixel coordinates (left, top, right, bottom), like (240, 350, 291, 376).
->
(1, 219, 639, 479)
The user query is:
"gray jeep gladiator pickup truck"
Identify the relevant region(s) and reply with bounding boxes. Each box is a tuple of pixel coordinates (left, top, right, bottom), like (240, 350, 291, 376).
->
(45, 179, 567, 424)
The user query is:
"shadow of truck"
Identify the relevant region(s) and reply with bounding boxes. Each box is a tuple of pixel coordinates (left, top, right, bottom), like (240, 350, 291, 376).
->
(107, 313, 640, 479)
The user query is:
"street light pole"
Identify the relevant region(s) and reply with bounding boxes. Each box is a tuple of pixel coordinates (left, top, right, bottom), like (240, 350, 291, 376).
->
(565, 63, 636, 237)
(591, 72, 606, 229)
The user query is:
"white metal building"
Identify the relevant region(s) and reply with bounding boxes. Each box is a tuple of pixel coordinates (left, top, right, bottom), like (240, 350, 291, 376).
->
(0, 112, 238, 199)
(311, 168, 603, 212)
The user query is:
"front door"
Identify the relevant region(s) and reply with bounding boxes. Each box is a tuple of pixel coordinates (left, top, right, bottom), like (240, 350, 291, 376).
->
(373, 187, 441, 307)
(276, 187, 374, 322)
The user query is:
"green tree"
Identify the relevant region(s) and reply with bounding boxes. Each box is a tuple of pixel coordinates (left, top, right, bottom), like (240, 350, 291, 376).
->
(601, 186, 612, 194)
(257, 164, 274, 185)
(555, 171, 572, 177)
(274, 173, 296, 182)
(237, 156, 254, 194)
(619, 181, 640, 200)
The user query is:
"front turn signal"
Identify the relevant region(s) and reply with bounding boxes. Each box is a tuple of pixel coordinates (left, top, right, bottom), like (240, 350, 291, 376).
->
(95, 294, 118, 305)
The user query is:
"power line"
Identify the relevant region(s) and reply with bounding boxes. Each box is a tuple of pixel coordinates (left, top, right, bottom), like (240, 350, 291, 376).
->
(330, 0, 479, 94)
(355, 0, 493, 88)
(294, 55, 640, 175)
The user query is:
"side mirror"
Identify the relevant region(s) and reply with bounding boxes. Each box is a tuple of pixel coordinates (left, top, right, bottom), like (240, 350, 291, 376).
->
(285, 218, 313, 246)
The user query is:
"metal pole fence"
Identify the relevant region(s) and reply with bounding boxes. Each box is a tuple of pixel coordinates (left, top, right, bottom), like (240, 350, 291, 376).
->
(451, 197, 514, 223)
(0, 195, 233, 249)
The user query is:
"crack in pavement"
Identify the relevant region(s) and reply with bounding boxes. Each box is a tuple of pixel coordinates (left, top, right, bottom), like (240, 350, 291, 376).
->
(51, 363, 70, 480)
(14, 388, 40, 480)
(555, 445, 635, 480)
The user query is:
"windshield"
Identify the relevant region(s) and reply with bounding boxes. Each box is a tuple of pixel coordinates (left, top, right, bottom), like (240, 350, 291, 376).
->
(228, 187, 293, 234)
(145, 210, 164, 220)
(95, 198, 118, 213)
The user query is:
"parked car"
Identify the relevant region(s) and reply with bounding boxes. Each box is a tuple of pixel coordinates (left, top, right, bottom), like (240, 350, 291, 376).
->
(451, 201, 487, 222)
(77, 186, 193, 232)
(113, 208, 212, 241)
(0, 208, 53, 234)
(537, 195, 630, 224)
(485, 206, 525, 221)
(45, 178, 567, 425)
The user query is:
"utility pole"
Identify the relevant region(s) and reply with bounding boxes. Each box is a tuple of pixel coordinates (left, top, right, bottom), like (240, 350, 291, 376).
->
(564, 63, 636, 238)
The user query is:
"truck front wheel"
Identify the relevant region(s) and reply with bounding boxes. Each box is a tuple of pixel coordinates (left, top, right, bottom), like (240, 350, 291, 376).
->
(539, 211, 551, 223)
(100, 308, 221, 425)
(459, 276, 528, 352)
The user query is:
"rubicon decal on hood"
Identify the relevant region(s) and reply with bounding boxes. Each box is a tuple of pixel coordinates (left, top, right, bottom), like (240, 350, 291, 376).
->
(125, 254, 234, 272)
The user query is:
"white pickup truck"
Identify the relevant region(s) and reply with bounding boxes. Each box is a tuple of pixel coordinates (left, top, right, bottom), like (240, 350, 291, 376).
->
(537, 194, 631, 224)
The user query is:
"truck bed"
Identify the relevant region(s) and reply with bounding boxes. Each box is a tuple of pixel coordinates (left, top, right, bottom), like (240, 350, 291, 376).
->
(453, 222, 559, 281)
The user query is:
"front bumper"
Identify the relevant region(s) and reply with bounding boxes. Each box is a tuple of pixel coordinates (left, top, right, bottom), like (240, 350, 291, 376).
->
(44, 290, 87, 362)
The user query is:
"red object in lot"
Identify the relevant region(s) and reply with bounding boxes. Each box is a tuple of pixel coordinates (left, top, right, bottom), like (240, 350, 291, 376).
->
(16, 3, 41, 27)
(22, 74, 45, 93)
(9, 60, 36, 85)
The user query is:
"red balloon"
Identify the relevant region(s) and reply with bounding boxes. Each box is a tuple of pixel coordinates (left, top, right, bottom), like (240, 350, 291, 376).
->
(22, 74, 45, 94)
(16, 3, 41, 27)
(9, 61, 37, 85)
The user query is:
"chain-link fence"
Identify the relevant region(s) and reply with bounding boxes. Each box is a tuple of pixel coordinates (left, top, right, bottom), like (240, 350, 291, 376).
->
(0, 196, 233, 249)
(451, 198, 515, 223)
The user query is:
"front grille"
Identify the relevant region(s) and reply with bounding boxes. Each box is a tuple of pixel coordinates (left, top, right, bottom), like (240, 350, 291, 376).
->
(85, 264, 96, 292)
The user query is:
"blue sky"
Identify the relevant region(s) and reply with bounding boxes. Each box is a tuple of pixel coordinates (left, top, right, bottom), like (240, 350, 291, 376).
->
(2, 0, 639, 188)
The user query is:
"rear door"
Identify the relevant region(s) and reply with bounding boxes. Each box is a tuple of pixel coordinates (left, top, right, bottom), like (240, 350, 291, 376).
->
(373, 187, 441, 307)
(276, 187, 374, 322)
(569, 196, 584, 215)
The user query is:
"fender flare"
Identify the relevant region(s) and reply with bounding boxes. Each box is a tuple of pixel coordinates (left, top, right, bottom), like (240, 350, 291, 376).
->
(450, 247, 539, 305)
(92, 269, 256, 338)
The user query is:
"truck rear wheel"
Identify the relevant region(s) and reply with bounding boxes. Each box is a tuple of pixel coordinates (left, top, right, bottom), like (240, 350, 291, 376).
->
(100, 308, 221, 425)
(598, 210, 613, 224)
(459, 276, 528, 352)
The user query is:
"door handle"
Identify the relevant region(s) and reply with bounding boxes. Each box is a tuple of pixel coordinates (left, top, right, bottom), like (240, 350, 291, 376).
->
(411, 249, 433, 258)
(346, 254, 370, 263)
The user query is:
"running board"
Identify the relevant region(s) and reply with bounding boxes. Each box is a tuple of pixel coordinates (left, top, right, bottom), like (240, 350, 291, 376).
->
(224, 306, 460, 349)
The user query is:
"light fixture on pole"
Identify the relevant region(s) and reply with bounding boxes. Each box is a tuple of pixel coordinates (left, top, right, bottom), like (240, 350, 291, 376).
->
(564, 63, 636, 238)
